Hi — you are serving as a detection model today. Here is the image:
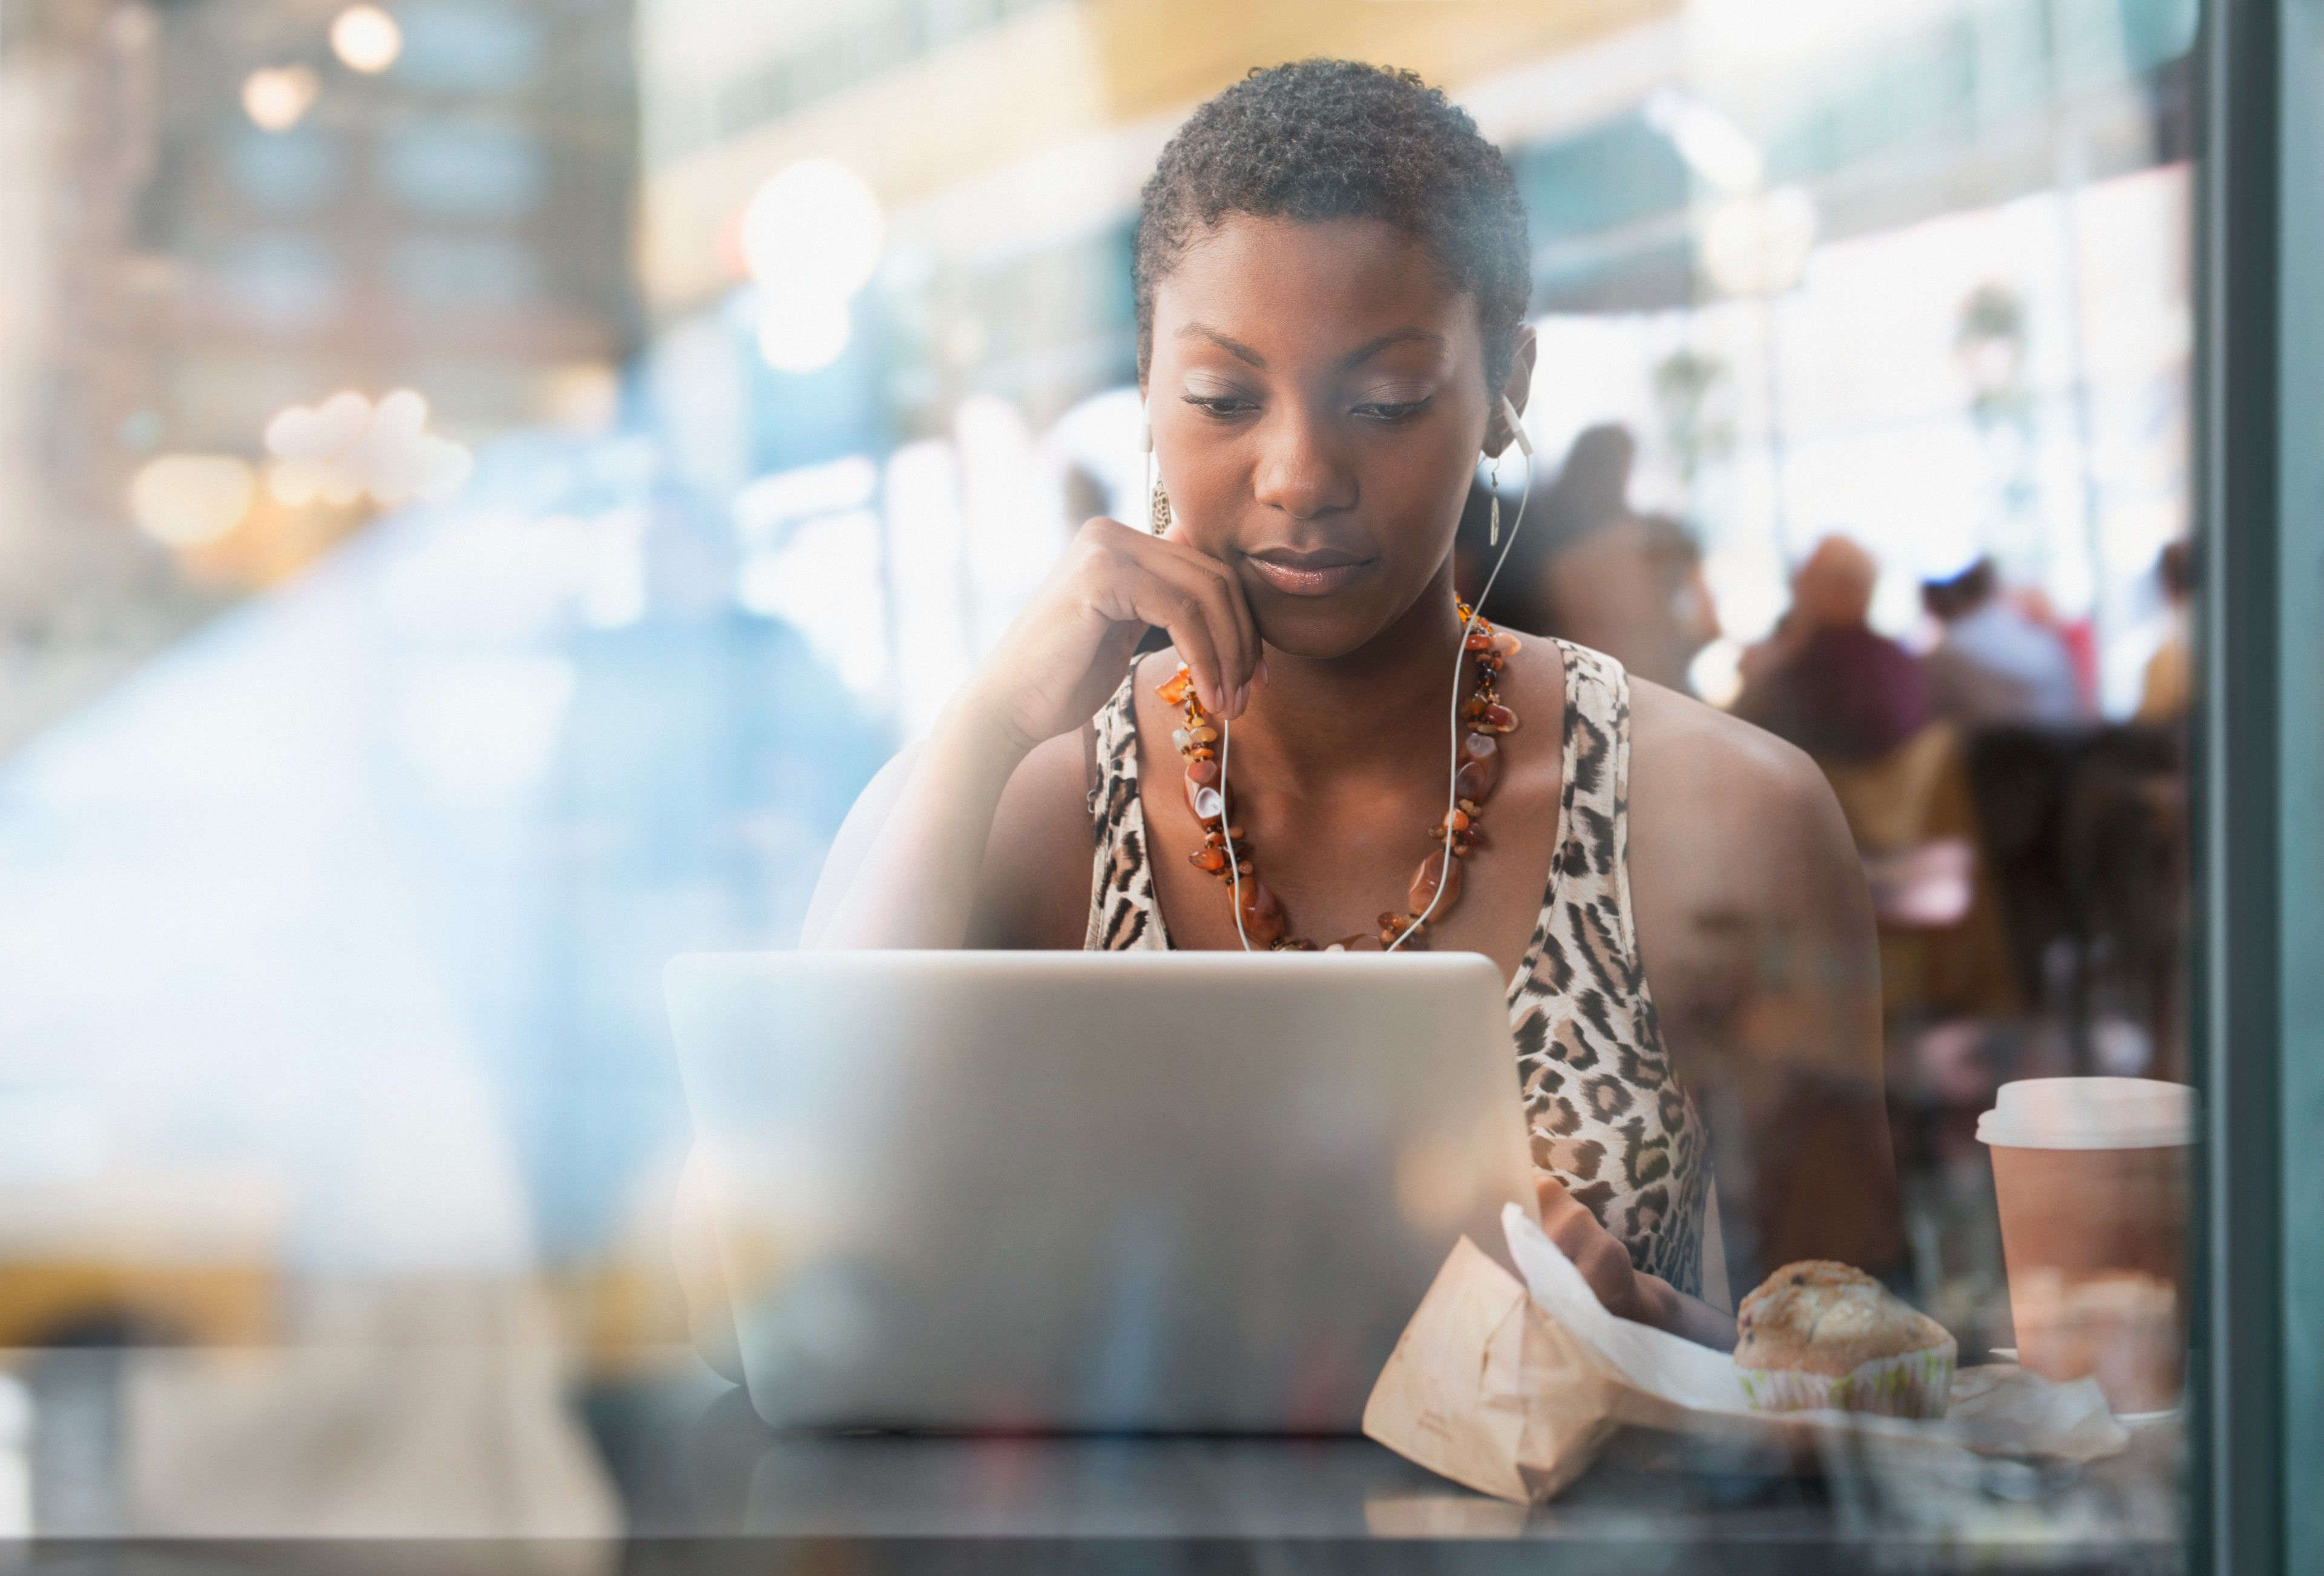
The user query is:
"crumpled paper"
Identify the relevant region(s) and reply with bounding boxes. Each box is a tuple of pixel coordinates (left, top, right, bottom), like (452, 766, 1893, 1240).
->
(1361, 1203, 2128, 1504)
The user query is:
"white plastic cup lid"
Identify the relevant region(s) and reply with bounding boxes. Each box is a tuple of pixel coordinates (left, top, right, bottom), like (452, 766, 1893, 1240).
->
(1976, 1077, 2194, 1149)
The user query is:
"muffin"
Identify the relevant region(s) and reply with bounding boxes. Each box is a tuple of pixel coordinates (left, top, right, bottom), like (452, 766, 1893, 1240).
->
(1734, 1261, 1956, 1420)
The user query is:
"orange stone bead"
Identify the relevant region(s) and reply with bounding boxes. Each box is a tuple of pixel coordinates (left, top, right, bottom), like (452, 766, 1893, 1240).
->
(1186, 757, 1219, 787)
(1409, 849, 1462, 914)
(1158, 669, 1192, 705)
(1477, 703, 1518, 734)
(1236, 880, 1285, 945)
(1190, 847, 1227, 873)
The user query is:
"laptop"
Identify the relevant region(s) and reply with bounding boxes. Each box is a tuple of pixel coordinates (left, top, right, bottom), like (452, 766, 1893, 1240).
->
(665, 949, 1534, 1433)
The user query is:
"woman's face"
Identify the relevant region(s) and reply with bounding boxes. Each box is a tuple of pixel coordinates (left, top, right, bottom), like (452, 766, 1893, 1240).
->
(1146, 214, 1526, 659)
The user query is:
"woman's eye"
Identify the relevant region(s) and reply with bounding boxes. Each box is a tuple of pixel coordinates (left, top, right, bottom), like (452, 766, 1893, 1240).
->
(1183, 394, 1256, 419)
(1354, 398, 1432, 423)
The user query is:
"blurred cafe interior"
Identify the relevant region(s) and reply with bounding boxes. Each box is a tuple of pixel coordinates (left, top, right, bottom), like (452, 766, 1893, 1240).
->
(0, 0, 2313, 1566)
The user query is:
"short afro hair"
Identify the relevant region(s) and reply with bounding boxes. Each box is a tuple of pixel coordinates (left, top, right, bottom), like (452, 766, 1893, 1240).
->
(1134, 59, 1532, 390)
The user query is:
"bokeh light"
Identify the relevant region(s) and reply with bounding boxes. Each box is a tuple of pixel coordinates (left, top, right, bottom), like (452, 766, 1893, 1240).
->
(740, 159, 884, 301)
(755, 295, 853, 374)
(1699, 185, 1819, 296)
(330, 5, 402, 74)
(241, 66, 318, 133)
(128, 455, 257, 547)
(264, 389, 472, 506)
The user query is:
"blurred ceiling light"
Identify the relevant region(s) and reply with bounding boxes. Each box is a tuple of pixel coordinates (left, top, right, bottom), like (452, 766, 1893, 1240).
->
(740, 158, 884, 300)
(264, 387, 472, 507)
(242, 65, 319, 132)
(129, 455, 257, 547)
(330, 5, 402, 73)
(1690, 0, 1871, 61)
(1699, 186, 1818, 297)
(1645, 91, 1764, 195)
(755, 295, 852, 374)
(266, 389, 373, 461)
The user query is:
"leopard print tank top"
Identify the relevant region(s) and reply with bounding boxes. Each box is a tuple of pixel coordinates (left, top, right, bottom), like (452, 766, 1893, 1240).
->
(1082, 639, 1721, 1301)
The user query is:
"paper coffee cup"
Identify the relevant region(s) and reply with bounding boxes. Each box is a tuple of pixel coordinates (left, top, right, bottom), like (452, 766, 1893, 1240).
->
(1977, 1078, 2191, 1414)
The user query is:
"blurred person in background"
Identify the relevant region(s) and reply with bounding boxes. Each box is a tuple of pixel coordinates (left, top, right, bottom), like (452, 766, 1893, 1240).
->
(2136, 539, 2195, 724)
(1920, 557, 2084, 727)
(1737, 534, 1934, 763)
(1460, 424, 1719, 692)
(746, 62, 1904, 1358)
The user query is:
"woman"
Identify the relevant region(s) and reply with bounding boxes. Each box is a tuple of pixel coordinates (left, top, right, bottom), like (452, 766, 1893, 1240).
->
(801, 62, 1891, 1350)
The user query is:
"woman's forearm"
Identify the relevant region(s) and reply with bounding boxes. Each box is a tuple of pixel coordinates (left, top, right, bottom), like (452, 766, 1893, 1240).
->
(1641, 1273, 1738, 1351)
(806, 700, 1029, 951)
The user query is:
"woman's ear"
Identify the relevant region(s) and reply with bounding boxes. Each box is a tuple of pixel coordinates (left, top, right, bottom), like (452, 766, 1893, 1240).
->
(1488, 324, 1538, 458)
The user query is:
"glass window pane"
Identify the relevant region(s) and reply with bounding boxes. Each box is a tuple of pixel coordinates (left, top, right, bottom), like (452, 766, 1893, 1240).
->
(0, 0, 2218, 1561)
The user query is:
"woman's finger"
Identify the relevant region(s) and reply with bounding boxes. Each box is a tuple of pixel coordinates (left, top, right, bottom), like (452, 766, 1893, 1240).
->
(1131, 550, 1255, 714)
(1153, 527, 1260, 708)
(1125, 572, 1230, 715)
(1072, 524, 1228, 713)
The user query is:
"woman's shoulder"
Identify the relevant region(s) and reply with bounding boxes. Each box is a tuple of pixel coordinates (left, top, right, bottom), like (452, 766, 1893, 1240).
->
(1630, 671, 1819, 787)
(1624, 671, 1856, 881)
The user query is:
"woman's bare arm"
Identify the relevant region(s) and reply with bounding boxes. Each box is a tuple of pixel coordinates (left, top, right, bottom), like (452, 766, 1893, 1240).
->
(802, 517, 1258, 951)
(1626, 678, 1899, 1288)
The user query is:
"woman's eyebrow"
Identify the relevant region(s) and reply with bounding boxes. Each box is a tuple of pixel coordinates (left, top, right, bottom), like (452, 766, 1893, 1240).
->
(1342, 327, 1446, 367)
(1176, 324, 1267, 367)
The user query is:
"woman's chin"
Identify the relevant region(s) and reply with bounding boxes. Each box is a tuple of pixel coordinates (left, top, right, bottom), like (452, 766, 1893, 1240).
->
(1250, 595, 1402, 663)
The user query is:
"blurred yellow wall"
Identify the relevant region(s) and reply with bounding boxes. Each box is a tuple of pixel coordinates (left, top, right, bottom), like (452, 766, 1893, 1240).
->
(642, 0, 1673, 313)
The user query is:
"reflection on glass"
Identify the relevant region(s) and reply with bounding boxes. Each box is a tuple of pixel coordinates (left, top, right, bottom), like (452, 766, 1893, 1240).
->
(0, 0, 2198, 1557)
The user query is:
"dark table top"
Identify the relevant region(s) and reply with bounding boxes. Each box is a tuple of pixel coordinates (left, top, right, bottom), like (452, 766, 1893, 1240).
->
(10, 1346, 2187, 1575)
(590, 1376, 2187, 1574)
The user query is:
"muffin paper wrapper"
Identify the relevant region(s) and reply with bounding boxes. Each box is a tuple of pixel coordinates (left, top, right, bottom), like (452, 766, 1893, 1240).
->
(1737, 1339, 1958, 1420)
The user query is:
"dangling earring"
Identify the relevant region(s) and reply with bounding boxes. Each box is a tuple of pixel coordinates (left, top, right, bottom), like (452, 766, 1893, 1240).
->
(1150, 476, 1173, 535)
(1486, 450, 1502, 548)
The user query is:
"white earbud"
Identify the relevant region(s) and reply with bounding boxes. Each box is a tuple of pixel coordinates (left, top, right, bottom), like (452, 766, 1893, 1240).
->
(1500, 396, 1532, 458)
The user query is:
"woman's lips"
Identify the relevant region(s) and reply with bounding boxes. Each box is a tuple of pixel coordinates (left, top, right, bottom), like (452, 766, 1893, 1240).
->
(1244, 548, 1376, 598)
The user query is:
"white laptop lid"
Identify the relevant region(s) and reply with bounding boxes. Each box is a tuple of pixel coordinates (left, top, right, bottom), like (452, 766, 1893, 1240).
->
(666, 950, 1534, 1433)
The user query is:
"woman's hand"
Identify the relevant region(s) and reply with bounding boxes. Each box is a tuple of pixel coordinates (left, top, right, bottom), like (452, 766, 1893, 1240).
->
(1535, 1172, 1736, 1349)
(799, 516, 1260, 951)
(957, 516, 1262, 756)
(1535, 1172, 1659, 1323)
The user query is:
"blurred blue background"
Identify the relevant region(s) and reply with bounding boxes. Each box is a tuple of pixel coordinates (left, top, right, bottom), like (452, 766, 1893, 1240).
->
(0, 0, 2198, 1362)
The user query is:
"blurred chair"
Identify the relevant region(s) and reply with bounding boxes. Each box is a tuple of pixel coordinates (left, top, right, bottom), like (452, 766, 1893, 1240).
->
(1962, 725, 2089, 1011)
(1816, 721, 2020, 1023)
(2063, 727, 2188, 1080)
(1964, 724, 2187, 1078)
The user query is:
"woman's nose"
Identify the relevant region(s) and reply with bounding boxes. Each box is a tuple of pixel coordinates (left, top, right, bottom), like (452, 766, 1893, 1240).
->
(1250, 408, 1357, 520)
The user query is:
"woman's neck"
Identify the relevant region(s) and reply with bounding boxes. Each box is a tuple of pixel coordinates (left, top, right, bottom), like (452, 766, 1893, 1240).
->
(1221, 562, 1470, 781)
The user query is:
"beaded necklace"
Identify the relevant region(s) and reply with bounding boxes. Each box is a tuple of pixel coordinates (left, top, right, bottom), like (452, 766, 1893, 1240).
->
(1158, 603, 1522, 951)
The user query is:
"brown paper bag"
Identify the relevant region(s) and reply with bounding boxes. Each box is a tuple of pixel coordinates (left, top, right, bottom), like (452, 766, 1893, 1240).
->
(1362, 1236, 1661, 1502)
